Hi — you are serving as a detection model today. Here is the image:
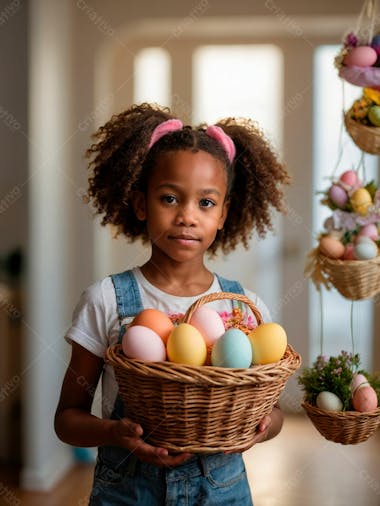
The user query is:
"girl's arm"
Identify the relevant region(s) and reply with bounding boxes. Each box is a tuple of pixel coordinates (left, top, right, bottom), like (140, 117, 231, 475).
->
(54, 341, 191, 466)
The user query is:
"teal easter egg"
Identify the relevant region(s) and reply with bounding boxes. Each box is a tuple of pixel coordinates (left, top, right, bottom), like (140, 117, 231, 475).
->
(211, 328, 252, 368)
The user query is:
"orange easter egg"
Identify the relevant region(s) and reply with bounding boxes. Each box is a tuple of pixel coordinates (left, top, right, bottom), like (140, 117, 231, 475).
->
(319, 236, 345, 259)
(131, 309, 174, 344)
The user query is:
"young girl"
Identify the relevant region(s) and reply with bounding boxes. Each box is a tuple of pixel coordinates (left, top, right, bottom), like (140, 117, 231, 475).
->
(55, 103, 289, 505)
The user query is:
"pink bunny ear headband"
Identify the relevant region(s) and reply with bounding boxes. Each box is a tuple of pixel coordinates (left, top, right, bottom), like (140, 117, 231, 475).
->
(148, 118, 236, 163)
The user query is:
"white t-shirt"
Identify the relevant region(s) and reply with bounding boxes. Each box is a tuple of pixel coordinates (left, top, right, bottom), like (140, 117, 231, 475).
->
(66, 267, 271, 418)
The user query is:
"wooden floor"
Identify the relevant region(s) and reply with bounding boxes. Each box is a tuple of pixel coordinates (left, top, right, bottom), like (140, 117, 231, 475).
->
(1, 414, 380, 505)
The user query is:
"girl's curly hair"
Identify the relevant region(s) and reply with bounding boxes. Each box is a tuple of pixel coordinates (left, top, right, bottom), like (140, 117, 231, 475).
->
(86, 102, 290, 255)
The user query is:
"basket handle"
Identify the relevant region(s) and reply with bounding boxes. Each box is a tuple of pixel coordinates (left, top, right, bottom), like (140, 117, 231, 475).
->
(181, 292, 264, 326)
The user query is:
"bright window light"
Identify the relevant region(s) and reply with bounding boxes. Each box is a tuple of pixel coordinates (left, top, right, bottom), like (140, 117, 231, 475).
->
(134, 48, 171, 106)
(193, 45, 283, 148)
(311, 45, 374, 368)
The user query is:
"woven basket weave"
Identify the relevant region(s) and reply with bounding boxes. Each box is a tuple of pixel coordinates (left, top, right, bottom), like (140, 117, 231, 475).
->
(318, 252, 380, 300)
(302, 402, 380, 445)
(105, 292, 301, 453)
(345, 110, 380, 155)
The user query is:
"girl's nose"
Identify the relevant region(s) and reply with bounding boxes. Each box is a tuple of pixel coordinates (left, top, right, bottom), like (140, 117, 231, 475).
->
(175, 204, 198, 226)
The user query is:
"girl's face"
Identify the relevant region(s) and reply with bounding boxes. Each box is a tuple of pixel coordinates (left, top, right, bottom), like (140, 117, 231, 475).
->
(134, 150, 229, 264)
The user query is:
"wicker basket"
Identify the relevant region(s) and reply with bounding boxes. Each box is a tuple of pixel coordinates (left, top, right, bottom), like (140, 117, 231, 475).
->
(302, 402, 380, 445)
(344, 110, 380, 155)
(105, 292, 301, 454)
(318, 252, 380, 300)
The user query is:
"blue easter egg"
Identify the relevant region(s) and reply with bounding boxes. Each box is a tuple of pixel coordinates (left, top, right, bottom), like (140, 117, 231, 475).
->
(211, 328, 252, 368)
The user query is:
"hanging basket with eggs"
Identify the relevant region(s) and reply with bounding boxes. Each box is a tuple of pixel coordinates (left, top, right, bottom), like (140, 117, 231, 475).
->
(335, 0, 380, 89)
(105, 292, 301, 454)
(305, 169, 380, 300)
(299, 352, 380, 445)
(344, 88, 380, 155)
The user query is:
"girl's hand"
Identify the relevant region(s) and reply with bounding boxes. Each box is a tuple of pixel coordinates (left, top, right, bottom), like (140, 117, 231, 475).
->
(224, 414, 272, 454)
(251, 415, 272, 444)
(224, 403, 284, 454)
(112, 417, 192, 467)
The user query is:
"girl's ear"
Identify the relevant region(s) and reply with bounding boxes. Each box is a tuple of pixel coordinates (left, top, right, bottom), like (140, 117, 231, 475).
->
(218, 199, 229, 230)
(132, 191, 146, 221)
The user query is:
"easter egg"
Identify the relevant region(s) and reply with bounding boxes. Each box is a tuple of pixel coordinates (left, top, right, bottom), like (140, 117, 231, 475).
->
(122, 325, 166, 361)
(189, 306, 226, 346)
(328, 184, 348, 208)
(358, 223, 379, 241)
(371, 35, 380, 54)
(167, 323, 207, 366)
(131, 308, 174, 344)
(211, 328, 252, 368)
(371, 35, 380, 56)
(343, 243, 356, 260)
(368, 105, 380, 126)
(351, 373, 370, 395)
(319, 235, 345, 259)
(354, 237, 378, 260)
(350, 188, 372, 216)
(343, 46, 378, 67)
(352, 385, 378, 412)
(248, 322, 287, 365)
(339, 169, 359, 188)
(316, 391, 343, 411)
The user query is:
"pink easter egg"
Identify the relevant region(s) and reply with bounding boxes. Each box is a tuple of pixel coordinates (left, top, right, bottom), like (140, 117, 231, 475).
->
(351, 373, 369, 394)
(344, 46, 378, 67)
(190, 306, 226, 346)
(352, 385, 378, 412)
(339, 170, 358, 188)
(343, 243, 356, 260)
(328, 184, 348, 208)
(358, 223, 379, 241)
(122, 325, 167, 361)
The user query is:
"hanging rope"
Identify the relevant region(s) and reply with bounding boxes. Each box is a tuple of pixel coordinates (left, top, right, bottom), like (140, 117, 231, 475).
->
(319, 289, 324, 356)
(355, 0, 378, 44)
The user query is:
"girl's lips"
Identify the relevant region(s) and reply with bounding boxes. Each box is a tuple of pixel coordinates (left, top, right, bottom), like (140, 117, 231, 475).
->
(169, 235, 200, 244)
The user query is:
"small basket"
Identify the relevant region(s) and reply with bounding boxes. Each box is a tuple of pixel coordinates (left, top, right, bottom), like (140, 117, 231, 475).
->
(344, 109, 380, 155)
(106, 292, 301, 454)
(302, 402, 380, 445)
(318, 252, 380, 300)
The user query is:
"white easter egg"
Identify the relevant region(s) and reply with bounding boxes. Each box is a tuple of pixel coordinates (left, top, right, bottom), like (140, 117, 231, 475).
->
(316, 391, 343, 411)
(354, 237, 378, 260)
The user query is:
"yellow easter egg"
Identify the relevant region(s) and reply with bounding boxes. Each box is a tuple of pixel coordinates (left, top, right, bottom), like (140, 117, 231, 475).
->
(350, 188, 372, 216)
(363, 87, 380, 105)
(167, 323, 207, 366)
(248, 323, 287, 365)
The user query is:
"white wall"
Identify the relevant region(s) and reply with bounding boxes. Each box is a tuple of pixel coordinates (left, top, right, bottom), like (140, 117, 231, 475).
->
(22, 0, 77, 490)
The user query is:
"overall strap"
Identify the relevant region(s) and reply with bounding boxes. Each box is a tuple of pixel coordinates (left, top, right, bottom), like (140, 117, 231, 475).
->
(215, 274, 245, 309)
(111, 270, 144, 320)
(101, 269, 144, 467)
(215, 274, 244, 294)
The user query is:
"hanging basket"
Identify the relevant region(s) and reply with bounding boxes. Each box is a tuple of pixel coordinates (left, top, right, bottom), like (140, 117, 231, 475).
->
(105, 292, 301, 454)
(339, 66, 380, 88)
(302, 402, 380, 444)
(336, 0, 380, 88)
(305, 248, 380, 301)
(345, 109, 380, 154)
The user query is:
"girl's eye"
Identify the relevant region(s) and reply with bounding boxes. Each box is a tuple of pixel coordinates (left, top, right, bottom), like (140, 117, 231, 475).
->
(199, 198, 215, 208)
(161, 195, 177, 205)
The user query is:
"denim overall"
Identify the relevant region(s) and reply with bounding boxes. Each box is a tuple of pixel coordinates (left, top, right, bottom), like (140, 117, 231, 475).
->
(89, 270, 254, 506)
